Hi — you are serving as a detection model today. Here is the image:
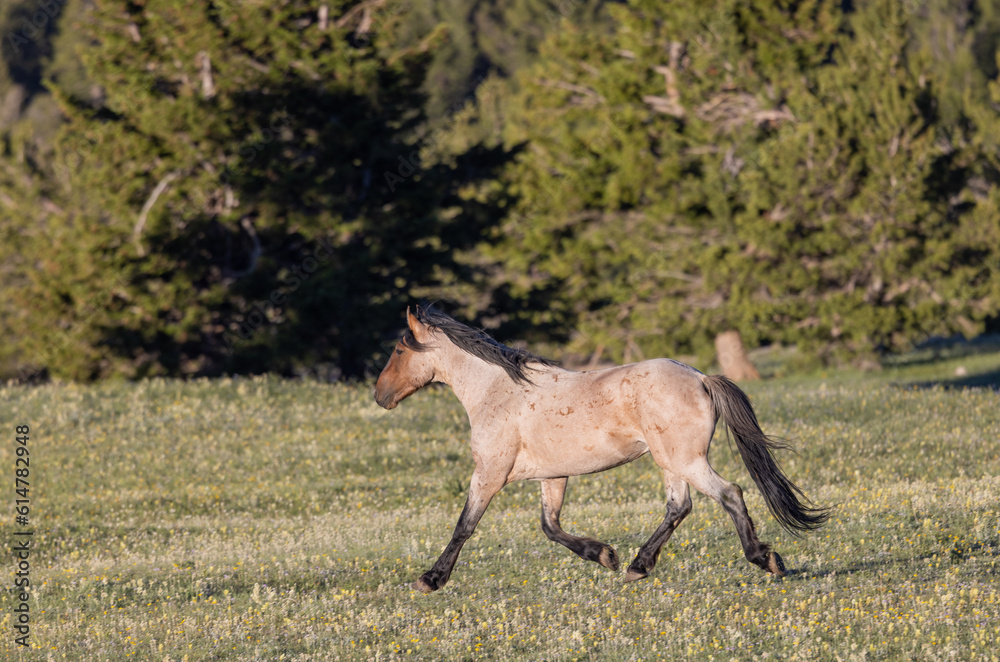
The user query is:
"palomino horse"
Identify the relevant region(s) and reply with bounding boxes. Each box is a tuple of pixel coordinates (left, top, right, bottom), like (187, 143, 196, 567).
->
(374, 306, 828, 593)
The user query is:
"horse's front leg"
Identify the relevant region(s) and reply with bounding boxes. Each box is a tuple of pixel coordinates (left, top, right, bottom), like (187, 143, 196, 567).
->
(540, 477, 619, 570)
(414, 468, 504, 593)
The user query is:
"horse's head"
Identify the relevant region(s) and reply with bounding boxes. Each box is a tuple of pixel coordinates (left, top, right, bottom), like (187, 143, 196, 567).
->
(374, 307, 438, 409)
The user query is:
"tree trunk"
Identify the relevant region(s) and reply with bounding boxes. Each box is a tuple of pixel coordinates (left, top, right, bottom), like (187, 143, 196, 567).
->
(714, 330, 760, 382)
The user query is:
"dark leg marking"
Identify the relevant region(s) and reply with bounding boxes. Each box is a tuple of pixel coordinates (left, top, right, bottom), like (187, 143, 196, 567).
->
(540, 478, 620, 571)
(680, 465, 786, 578)
(415, 471, 502, 593)
(626, 471, 691, 582)
(718, 482, 785, 577)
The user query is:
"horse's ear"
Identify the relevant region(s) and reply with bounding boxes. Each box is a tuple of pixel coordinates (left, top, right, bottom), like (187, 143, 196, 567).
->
(407, 306, 431, 342)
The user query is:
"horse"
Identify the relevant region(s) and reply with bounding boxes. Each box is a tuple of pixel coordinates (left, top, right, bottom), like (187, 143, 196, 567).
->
(374, 305, 829, 593)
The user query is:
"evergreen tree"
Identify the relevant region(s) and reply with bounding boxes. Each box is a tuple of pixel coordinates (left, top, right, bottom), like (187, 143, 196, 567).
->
(5, 0, 493, 380)
(392, 0, 611, 122)
(721, 0, 1000, 361)
(2, 0, 998, 381)
(468, 0, 1000, 366)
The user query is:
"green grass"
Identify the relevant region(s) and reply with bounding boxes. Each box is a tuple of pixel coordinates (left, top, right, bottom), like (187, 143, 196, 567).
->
(1, 349, 1000, 660)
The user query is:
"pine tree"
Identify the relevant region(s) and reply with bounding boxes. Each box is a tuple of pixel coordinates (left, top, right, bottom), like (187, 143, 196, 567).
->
(719, 0, 1000, 361)
(391, 0, 610, 122)
(470, 0, 840, 363)
(6, 0, 484, 379)
(469, 0, 1000, 366)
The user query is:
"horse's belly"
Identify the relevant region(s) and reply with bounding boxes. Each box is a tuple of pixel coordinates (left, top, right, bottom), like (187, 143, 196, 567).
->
(507, 433, 649, 481)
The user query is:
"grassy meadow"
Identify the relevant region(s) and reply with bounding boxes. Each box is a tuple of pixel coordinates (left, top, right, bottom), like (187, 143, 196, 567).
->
(2, 346, 1000, 660)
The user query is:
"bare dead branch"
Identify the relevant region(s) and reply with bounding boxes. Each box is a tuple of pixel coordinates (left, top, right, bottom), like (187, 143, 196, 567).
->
(198, 52, 215, 99)
(536, 78, 606, 104)
(134, 171, 179, 257)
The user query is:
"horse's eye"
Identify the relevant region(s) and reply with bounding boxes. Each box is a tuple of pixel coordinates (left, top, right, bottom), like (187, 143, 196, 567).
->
(395, 349, 404, 355)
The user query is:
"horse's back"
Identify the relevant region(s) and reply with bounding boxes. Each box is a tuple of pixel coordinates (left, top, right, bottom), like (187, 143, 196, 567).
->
(503, 359, 715, 481)
(520, 358, 710, 423)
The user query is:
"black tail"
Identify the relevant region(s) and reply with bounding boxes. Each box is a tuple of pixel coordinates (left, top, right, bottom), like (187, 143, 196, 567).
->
(702, 375, 829, 534)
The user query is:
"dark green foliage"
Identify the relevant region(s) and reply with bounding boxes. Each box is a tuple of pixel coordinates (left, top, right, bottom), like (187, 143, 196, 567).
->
(392, 0, 611, 121)
(471, 0, 1000, 367)
(0, 0, 998, 381)
(2, 0, 507, 380)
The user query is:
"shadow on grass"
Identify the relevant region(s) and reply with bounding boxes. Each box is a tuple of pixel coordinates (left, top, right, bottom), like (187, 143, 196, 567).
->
(901, 367, 1000, 392)
(883, 334, 1000, 367)
(783, 539, 1000, 581)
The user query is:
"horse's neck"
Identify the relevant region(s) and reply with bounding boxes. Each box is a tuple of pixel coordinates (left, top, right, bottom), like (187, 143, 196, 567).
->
(432, 344, 510, 415)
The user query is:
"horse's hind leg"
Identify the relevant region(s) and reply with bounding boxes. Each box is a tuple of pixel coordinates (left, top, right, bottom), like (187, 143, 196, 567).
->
(540, 478, 619, 571)
(625, 469, 692, 582)
(684, 462, 785, 576)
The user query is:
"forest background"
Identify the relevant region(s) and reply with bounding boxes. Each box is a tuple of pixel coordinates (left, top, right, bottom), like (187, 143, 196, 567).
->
(1, 0, 999, 382)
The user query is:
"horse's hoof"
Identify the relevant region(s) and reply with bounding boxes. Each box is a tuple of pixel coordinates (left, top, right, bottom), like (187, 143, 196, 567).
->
(600, 546, 620, 571)
(413, 576, 437, 594)
(767, 552, 786, 577)
(624, 568, 648, 582)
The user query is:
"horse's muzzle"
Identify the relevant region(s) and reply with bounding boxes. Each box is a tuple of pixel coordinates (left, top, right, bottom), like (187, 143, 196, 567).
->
(373, 386, 398, 410)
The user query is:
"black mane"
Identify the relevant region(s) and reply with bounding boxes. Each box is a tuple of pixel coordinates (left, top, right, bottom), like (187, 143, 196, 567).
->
(403, 307, 556, 384)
